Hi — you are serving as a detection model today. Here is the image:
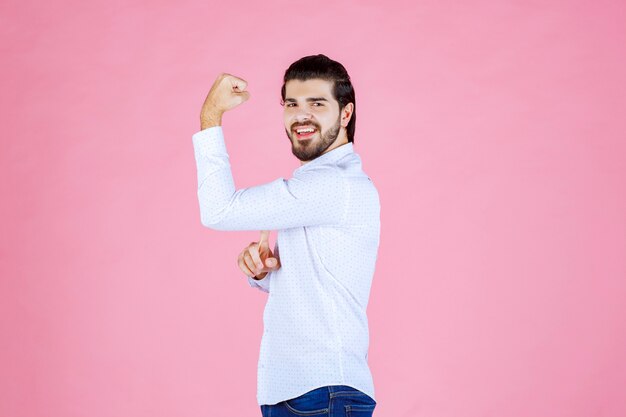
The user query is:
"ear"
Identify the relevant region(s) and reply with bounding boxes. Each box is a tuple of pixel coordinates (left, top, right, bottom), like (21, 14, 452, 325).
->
(341, 103, 354, 128)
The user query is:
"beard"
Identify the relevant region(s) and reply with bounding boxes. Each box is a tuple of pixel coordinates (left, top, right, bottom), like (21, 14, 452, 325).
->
(285, 114, 341, 162)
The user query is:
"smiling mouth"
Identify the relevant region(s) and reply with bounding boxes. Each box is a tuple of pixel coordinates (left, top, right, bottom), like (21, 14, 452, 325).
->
(293, 126, 318, 140)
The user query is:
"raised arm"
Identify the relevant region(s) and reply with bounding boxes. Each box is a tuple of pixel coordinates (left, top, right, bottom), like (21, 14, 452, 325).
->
(193, 73, 347, 231)
(193, 126, 346, 230)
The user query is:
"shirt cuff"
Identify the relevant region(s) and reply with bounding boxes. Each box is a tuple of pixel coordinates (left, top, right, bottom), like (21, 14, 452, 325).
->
(247, 274, 270, 293)
(192, 126, 227, 157)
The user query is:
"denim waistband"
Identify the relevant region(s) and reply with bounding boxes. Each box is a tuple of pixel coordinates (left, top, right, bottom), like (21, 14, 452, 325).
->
(327, 385, 364, 394)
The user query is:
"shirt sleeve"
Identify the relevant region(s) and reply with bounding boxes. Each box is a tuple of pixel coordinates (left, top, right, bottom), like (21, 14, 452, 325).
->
(192, 126, 348, 231)
(247, 273, 271, 293)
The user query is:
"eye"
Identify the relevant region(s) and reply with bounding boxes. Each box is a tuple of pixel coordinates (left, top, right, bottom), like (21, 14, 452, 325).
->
(312, 102, 324, 107)
(285, 103, 296, 107)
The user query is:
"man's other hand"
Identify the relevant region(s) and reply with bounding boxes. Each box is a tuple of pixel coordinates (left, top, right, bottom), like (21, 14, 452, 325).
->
(238, 230, 281, 280)
(200, 73, 250, 129)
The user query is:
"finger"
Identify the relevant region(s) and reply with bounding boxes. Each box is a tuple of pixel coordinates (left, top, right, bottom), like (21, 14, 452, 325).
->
(259, 230, 270, 250)
(238, 252, 254, 276)
(244, 251, 260, 275)
(247, 246, 264, 271)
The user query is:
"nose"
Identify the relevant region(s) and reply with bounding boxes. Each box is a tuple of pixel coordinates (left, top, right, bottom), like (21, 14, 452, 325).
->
(294, 108, 313, 122)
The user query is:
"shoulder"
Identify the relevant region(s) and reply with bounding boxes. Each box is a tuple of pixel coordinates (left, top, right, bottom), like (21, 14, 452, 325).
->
(288, 165, 346, 196)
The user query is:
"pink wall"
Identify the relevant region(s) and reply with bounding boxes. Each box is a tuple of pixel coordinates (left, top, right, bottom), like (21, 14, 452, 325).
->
(1, 1, 625, 416)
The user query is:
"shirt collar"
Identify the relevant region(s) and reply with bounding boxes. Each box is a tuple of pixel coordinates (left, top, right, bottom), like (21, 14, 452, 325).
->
(295, 142, 354, 172)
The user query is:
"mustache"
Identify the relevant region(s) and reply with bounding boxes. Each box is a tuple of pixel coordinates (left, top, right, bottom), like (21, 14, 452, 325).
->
(291, 122, 319, 130)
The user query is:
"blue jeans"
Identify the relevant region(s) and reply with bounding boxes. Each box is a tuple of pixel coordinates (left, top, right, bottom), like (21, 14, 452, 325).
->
(260, 385, 377, 416)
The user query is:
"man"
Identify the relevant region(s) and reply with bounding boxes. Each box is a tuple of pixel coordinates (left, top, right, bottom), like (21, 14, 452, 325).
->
(192, 54, 380, 416)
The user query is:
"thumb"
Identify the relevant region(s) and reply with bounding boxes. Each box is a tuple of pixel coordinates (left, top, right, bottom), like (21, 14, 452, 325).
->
(229, 75, 248, 91)
(265, 257, 277, 267)
(230, 76, 249, 101)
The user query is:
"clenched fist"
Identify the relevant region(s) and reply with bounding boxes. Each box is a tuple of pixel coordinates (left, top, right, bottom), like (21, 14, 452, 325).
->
(200, 73, 251, 129)
(238, 230, 281, 280)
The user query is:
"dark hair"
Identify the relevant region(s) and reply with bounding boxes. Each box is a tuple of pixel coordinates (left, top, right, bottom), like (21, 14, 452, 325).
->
(281, 54, 356, 143)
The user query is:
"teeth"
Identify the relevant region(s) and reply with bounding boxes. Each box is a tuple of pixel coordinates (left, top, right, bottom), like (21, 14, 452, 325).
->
(296, 128, 315, 134)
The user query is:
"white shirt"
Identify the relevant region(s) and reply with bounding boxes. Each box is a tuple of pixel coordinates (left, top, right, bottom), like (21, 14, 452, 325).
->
(192, 126, 380, 406)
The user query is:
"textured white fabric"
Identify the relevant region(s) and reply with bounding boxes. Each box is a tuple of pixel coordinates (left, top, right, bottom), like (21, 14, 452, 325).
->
(192, 126, 380, 406)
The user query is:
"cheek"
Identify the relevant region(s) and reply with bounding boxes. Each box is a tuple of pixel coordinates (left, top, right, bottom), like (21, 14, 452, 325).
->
(319, 115, 333, 129)
(284, 110, 296, 122)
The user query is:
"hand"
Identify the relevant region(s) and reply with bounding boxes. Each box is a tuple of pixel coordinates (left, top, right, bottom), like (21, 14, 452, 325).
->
(238, 230, 281, 280)
(200, 73, 251, 128)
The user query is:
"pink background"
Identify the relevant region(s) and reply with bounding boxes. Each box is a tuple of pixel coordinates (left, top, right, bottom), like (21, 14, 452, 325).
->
(1, 1, 625, 416)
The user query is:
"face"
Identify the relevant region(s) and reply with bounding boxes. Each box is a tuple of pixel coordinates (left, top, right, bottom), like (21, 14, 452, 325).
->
(283, 78, 352, 163)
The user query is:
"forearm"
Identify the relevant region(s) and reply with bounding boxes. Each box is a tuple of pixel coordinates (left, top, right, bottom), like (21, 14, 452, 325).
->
(200, 110, 223, 130)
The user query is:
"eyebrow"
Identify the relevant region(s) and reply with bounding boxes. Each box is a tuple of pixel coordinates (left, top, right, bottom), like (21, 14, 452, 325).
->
(284, 97, 329, 103)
